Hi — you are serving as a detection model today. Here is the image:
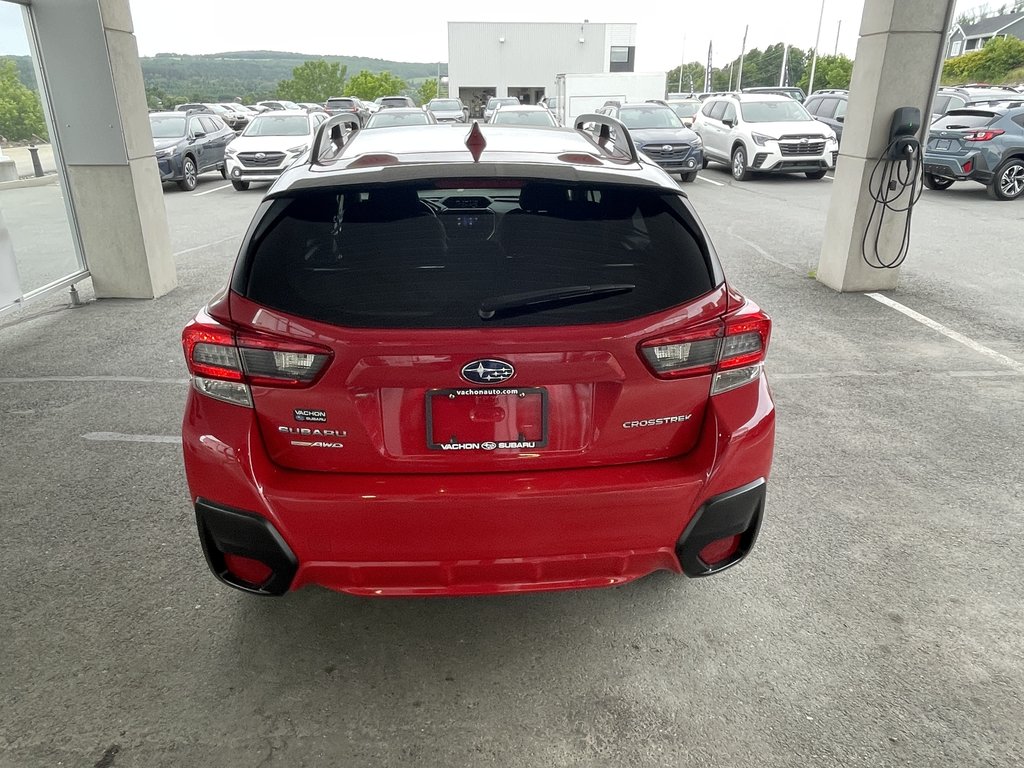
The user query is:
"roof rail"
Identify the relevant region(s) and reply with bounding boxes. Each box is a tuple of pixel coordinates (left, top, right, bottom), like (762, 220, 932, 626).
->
(310, 114, 361, 166)
(573, 113, 639, 163)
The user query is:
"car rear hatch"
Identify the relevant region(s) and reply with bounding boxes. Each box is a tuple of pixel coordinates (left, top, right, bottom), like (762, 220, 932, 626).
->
(926, 109, 1001, 156)
(201, 178, 767, 475)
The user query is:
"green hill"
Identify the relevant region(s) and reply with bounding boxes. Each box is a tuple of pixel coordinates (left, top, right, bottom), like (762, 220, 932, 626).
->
(7, 50, 447, 103)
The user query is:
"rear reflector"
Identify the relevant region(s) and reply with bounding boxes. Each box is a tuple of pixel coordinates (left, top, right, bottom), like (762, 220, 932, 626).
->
(698, 535, 741, 566)
(223, 553, 273, 587)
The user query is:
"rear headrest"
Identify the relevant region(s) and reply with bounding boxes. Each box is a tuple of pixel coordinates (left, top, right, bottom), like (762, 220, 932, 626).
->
(518, 183, 570, 214)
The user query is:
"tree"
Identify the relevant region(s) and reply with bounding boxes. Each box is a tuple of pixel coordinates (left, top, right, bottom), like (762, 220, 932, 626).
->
(0, 58, 47, 141)
(797, 54, 854, 92)
(344, 70, 410, 102)
(942, 35, 1024, 84)
(665, 63, 705, 94)
(417, 78, 439, 105)
(277, 60, 348, 103)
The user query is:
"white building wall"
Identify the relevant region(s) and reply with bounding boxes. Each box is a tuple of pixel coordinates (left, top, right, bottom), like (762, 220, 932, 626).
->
(448, 21, 635, 100)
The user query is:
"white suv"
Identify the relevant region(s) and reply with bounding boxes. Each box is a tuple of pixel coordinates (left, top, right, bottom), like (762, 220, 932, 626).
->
(693, 94, 838, 181)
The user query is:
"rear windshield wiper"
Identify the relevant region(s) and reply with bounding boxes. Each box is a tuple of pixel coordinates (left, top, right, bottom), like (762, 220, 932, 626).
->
(479, 284, 635, 320)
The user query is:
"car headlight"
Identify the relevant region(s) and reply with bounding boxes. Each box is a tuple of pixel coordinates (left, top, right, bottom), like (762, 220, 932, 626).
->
(286, 143, 310, 154)
(691, 134, 703, 147)
(751, 132, 776, 146)
(225, 146, 237, 156)
(155, 144, 179, 157)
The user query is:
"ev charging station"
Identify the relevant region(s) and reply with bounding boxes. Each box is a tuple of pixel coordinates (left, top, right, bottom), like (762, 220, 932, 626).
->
(817, 0, 957, 292)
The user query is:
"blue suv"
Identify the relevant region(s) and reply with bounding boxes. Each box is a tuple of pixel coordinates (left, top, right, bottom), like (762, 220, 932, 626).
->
(597, 102, 704, 182)
(923, 102, 1024, 201)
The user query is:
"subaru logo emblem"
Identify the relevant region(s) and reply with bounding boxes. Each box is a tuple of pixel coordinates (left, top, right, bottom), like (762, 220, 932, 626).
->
(800, 139, 808, 145)
(461, 359, 515, 385)
(662, 145, 674, 152)
(255, 152, 266, 160)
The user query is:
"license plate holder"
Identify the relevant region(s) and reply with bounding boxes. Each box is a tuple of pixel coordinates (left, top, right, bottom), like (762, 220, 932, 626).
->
(935, 139, 952, 151)
(426, 387, 548, 451)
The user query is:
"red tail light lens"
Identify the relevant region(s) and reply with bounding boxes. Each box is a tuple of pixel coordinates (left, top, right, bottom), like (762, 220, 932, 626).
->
(182, 316, 333, 406)
(964, 129, 1004, 142)
(640, 309, 771, 385)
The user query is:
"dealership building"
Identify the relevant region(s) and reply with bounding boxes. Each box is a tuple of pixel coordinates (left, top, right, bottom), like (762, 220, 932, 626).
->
(447, 21, 637, 116)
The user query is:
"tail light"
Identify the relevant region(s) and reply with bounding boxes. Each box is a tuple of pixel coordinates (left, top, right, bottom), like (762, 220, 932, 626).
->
(640, 309, 771, 395)
(182, 313, 332, 407)
(963, 129, 1004, 142)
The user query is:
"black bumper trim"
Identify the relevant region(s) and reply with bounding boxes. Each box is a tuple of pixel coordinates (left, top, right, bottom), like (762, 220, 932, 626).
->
(676, 478, 766, 577)
(195, 499, 298, 596)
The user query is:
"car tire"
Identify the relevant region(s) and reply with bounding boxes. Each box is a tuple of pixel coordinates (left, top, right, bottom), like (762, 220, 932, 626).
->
(231, 180, 250, 191)
(177, 156, 198, 192)
(731, 146, 751, 181)
(986, 157, 1024, 201)
(805, 169, 827, 180)
(702, 157, 709, 170)
(220, 165, 228, 180)
(680, 171, 698, 183)
(923, 173, 954, 191)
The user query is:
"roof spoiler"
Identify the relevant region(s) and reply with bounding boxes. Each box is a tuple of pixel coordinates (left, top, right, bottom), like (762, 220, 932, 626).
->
(310, 114, 362, 166)
(573, 113, 639, 163)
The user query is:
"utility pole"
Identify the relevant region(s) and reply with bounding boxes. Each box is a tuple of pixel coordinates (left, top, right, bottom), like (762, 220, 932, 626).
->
(834, 20, 842, 56)
(728, 62, 734, 91)
(736, 25, 749, 91)
(678, 34, 686, 93)
(807, 0, 826, 95)
(705, 41, 713, 92)
(779, 43, 789, 86)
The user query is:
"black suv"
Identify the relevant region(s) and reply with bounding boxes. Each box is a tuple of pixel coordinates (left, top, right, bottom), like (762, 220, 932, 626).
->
(149, 110, 235, 191)
(596, 102, 704, 181)
(803, 90, 848, 145)
(924, 102, 1024, 200)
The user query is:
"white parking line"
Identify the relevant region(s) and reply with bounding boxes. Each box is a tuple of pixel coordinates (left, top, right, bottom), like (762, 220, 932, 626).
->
(696, 175, 725, 187)
(867, 293, 1024, 374)
(83, 432, 182, 445)
(193, 183, 232, 197)
(824, 175, 834, 181)
(173, 235, 237, 257)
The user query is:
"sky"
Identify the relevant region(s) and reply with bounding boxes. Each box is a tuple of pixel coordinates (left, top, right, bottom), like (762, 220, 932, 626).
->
(0, 0, 997, 69)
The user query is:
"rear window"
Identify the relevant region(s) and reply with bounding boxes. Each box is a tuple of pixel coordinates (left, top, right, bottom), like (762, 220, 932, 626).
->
(239, 180, 716, 329)
(932, 111, 997, 129)
(327, 99, 355, 108)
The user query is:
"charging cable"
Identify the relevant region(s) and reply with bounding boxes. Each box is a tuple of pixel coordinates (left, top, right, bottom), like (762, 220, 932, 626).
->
(861, 136, 924, 269)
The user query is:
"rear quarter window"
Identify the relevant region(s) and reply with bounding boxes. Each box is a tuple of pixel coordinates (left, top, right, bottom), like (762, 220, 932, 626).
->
(237, 180, 717, 329)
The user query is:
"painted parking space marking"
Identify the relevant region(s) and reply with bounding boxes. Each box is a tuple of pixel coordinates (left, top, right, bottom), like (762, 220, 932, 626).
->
(193, 183, 232, 197)
(173, 235, 237, 257)
(83, 432, 182, 445)
(696, 175, 726, 187)
(867, 293, 1024, 374)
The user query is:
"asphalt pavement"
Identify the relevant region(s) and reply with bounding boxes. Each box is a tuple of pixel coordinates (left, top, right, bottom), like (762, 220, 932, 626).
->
(1, 167, 1022, 767)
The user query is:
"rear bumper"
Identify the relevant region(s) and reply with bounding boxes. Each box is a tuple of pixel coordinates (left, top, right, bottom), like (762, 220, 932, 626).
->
(184, 375, 775, 596)
(923, 151, 992, 183)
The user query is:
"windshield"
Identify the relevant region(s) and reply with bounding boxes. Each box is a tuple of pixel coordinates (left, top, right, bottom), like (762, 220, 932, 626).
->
(740, 100, 813, 123)
(617, 107, 683, 129)
(150, 115, 187, 138)
(429, 100, 462, 110)
(366, 112, 432, 127)
(668, 102, 700, 118)
(488, 98, 519, 109)
(243, 115, 310, 137)
(492, 110, 557, 126)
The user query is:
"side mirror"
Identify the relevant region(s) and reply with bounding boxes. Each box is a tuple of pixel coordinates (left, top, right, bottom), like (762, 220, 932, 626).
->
(836, 115, 845, 123)
(191, 131, 206, 139)
(722, 117, 735, 127)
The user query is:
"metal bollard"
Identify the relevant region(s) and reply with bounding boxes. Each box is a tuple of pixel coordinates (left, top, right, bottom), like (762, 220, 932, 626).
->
(28, 145, 44, 178)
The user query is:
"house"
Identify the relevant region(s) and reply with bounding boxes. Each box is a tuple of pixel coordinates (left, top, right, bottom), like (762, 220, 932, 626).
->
(947, 11, 1024, 57)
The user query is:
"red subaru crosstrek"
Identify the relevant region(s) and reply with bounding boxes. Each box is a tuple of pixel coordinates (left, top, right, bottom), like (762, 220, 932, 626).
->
(181, 116, 775, 596)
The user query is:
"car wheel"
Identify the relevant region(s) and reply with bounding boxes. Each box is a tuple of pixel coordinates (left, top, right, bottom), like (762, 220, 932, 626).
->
(680, 171, 698, 183)
(177, 156, 198, 191)
(220, 165, 228, 180)
(731, 146, 751, 181)
(923, 173, 954, 191)
(986, 157, 1024, 201)
(231, 180, 250, 191)
(805, 169, 827, 180)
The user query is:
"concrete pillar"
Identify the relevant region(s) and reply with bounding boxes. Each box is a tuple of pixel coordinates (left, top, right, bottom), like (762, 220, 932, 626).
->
(28, 0, 175, 299)
(816, 0, 955, 292)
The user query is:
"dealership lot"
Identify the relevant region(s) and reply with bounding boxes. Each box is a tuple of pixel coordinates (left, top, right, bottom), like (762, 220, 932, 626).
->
(2, 173, 1022, 766)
